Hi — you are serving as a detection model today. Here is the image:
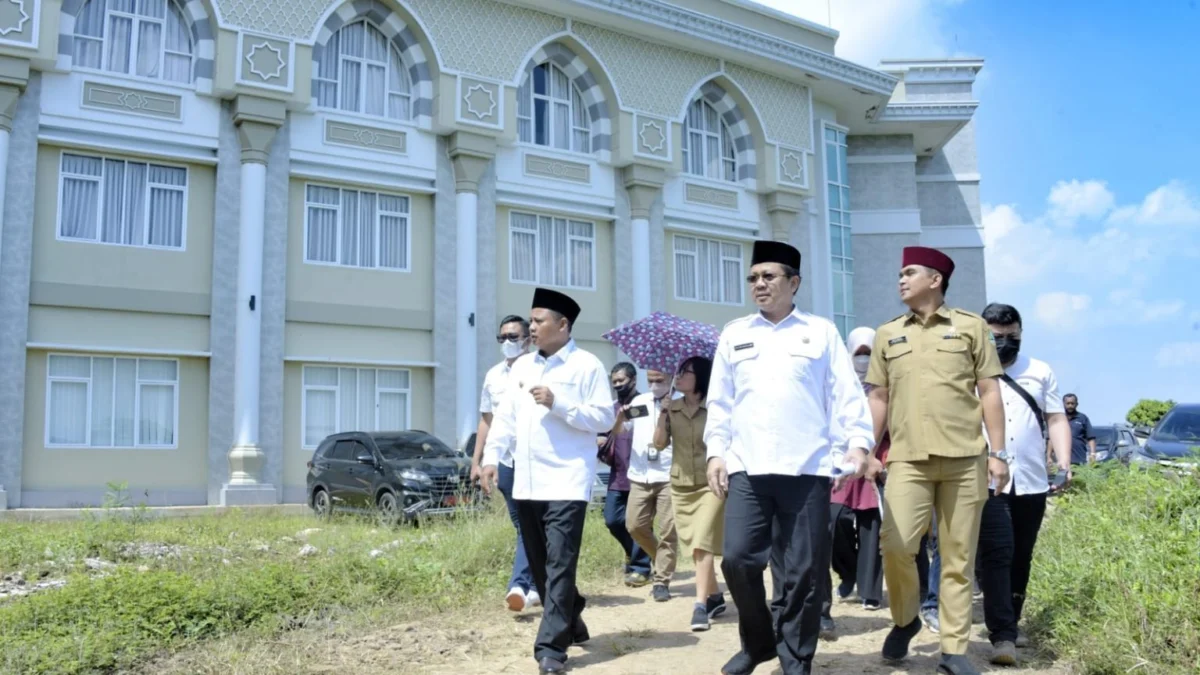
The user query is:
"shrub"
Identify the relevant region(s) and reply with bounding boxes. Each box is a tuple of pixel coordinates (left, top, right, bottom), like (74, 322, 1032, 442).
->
(1025, 465, 1200, 674)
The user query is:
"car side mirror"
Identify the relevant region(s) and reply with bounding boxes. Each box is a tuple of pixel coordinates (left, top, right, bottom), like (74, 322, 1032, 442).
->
(356, 452, 376, 465)
(1118, 439, 1131, 447)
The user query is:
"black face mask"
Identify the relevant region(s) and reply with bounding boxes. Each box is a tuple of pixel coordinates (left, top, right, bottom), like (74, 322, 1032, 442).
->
(995, 335, 1021, 363)
(614, 382, 635, 400)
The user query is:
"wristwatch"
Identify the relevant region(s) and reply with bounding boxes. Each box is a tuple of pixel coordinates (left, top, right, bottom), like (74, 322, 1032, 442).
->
(989, 450, 1012, 464)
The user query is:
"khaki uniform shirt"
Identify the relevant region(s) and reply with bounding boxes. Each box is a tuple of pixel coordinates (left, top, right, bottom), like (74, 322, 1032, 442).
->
(865, 305, 1004, 463)
(665, 399, 708, 488)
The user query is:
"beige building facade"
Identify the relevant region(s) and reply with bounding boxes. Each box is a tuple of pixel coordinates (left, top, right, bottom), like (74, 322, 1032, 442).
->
(0, 0, 987, 509)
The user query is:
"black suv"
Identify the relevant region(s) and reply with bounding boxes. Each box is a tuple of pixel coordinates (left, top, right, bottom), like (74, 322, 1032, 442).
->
(306, 430, 482, 522)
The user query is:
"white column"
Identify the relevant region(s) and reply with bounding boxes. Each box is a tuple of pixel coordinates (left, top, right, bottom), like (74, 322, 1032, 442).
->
(0, 78, 24, 510)
(631, 216, 651, 320)
(455, 189, 478, 448)
(222, 118, 279, 506)
(0, 125, 9, 266)
(623, 165, 665, 325)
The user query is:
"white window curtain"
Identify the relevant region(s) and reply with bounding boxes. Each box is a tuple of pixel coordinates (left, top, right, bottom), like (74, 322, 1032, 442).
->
(314, 20, 413, 121)
(674, 235, 743, 304)
(683, 99, 738, 183)
(72, 0, 194, 84)
(303, 366, 412, 447)
(517, 62, 592, 153)
(59, 153, 187, 249)
(510, 212, 594, 289)
(46, 355, 178, 447)
(304, 184, 409, 270)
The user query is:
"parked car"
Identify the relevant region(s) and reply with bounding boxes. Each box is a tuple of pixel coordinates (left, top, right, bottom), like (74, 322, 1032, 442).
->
(306, 430, 483, 523)
(1093, 424, 1138, 463)
(1129, 403, 1200, 469)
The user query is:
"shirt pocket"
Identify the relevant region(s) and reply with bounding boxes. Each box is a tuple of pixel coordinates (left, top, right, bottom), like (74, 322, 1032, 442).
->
(884, 342, 915, 380)
(932, 340, 972, 378)
(787, 341, 823, 379)
(730, 343, 760, 386)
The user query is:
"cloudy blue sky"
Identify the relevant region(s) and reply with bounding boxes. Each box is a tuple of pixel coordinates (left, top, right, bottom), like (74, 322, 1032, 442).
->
(755, 0, 1199, 424)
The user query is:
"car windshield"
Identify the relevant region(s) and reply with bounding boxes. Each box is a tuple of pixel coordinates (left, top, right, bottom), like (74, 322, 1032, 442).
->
(1093, 428, 1116, 447)
(1153, 411, 1200, 442)
(374, 437, 457, 460)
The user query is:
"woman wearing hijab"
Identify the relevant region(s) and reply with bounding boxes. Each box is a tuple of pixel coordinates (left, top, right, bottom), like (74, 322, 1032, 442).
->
(822, 327, 889, 633)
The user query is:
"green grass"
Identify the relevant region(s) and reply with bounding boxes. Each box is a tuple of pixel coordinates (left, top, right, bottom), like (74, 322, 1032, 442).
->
(1025, 462, 1200, 675)
(0, 501, 625, 674)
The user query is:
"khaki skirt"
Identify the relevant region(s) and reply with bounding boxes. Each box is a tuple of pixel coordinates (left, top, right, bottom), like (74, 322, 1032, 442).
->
(671, 483, 724, 555)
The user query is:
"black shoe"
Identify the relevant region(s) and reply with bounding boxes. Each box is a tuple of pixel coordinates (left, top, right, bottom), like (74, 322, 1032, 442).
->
(571, 619, 590, 645)
(938, 653, 982, 675)
(706, 593, 727, 618)
(837, 578, 855, 600)
(651, 583, 671, 602)
(721, 650, 775, 675)
(538, 656, 567, 674)
(819, 616, 837, 641)
(691, 603, 711, 631)
(881, 617, 922, 663)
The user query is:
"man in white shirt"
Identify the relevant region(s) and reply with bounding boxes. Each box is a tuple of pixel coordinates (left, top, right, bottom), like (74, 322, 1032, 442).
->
(705, 240, 876, 675)
(624, 370, 681, 602)
(470, 314, 540, 613)
(976, 303, 1072, 666)
(481, 288, 616, 675)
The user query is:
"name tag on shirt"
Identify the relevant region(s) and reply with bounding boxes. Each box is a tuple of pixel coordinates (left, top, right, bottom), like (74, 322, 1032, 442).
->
(734, 342, 755, 351)
(943, 334, 963, 340)
(888, 336, 907, 346)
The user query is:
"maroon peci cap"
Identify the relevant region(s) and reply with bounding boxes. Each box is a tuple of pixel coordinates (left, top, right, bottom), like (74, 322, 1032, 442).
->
(901, 246, 955, 280)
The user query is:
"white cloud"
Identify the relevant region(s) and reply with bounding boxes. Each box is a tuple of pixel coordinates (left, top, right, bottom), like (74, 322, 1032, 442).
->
(1047, 179, 1114, 223)
(750, 0, 967, 67)
(1107, 180, 1200, 227)
(1031, 289, 1184, 334)
(1034, 292, 1091, 332)
(1156, 342, 1200, 368)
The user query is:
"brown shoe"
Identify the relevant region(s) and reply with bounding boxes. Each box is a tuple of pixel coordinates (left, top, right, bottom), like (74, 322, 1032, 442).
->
(990, 641, 1018, 666)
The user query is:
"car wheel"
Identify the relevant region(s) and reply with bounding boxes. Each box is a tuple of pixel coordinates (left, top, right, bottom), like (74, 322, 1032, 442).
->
(311, 488, 332, 519)
(377, 490, 400, 524)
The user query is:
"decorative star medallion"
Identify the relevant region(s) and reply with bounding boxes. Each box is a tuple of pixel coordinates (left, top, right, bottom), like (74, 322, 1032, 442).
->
(638, 120, 666, 154)
(0, 0, 30, 37)
(246, 41, 286, 82)
(781, 152, 806, 183)
(463, 84, 497, 121)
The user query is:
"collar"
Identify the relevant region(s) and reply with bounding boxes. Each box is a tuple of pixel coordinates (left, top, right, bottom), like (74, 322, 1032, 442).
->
(668, 397, 707, 414)
(751, 305, 805, 328)
(535, 339, 577, 365)
(904, 304, 952, 326)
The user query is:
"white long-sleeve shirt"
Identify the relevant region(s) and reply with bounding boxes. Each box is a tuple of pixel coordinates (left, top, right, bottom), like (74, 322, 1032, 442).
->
(626, 390, 680, 484)
(482, 340, 616, 501)
(704, 308, 875, 477)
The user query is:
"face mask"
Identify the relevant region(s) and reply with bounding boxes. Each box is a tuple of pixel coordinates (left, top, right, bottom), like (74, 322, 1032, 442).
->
(501, 339, 526, 359)
(650, 382, 671, 400)
(995, 335, 1021, 364)
(852, 355, 871, 379)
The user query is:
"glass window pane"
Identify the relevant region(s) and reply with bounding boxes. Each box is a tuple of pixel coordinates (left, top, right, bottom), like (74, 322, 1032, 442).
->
(114, 359, 137, 446)
(533, 64, 547, 95)
(138, 358, 177, 381)
(304, 390, 336, 446)
(357, 369, 375, 431)
(139, 383, 175, 445)
(825, 143, 838, 183)
(534, 99, 549, 146)
(49, 355, 92, 378)
(90, 358, 114, 447)
(304, 366, 338, 387)
(339, 368, 357, 432)
(377, 369, 408, 390)
(832, 272, 846, 314)
(831, 226, 843, 256)
(378, 392, 406, 431)
(48, 381, 89, 445)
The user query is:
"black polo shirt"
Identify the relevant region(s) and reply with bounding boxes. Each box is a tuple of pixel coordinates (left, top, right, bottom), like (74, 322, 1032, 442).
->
(1068, 411, 1096, 465)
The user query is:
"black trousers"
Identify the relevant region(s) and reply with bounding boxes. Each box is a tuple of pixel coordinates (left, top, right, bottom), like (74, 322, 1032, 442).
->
(977, 491, 1048, 644)
(722, 473, 830, 674)
(515, 499, 588, 662)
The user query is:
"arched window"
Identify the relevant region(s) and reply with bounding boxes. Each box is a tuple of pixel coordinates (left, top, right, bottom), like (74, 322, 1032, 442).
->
(683, 99, 737, 182)
(72, 0, 194, 84)
(313, 19, 413, 121)
(518, 62, 591, 153)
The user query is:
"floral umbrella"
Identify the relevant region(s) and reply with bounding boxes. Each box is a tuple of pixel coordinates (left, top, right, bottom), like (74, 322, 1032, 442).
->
(602, 311, 721, 375)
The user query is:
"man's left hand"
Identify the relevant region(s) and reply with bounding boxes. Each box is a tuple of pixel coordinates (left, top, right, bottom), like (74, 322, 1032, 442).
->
(989, 456, 1011, 494)
(530, 386, 555, 409)
(833, 448, 868, 491)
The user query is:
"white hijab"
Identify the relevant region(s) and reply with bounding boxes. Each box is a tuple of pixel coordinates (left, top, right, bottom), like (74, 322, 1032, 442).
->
(846, 326, 876, 384)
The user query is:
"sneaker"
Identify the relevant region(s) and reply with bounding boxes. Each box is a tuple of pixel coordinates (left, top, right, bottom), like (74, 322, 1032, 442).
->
(651, 583, 671, 602)
(938, 653, 982, 675)
(881, 617, 922, 663)
(706, 593, 727, 619)
(691, 603, 711, 631)
(505, 587, 527, 612)
(862, 599, 882, 611)
(990, 641, 1018, 666)
(819, 616, 837, 641)
(526, 590, 542, 608)
(921, 607, 941, 634)
(837, 578, 855, 601)
(1015, 631, 1030, 648)
(624, 572, 650, 587)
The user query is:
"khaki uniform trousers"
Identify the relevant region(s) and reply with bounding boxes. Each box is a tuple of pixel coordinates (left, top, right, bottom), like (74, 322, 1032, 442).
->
(627, 480, 678, 585)
(880, 454, 988, 655)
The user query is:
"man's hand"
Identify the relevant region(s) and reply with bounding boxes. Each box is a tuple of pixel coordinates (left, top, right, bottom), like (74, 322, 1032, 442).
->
(469, 462, 483, 483)
(480, 465, 499, 496)
(530, 386, 555, 409)
(833, 448, 869, 491)
(1052, 467, 1072, 494)
(989, 456, 1011, 494)
(707, 457, 729, 500)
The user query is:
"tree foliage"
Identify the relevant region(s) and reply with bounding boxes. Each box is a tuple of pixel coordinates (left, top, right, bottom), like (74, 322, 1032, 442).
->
(1126, 399, 1176, 427)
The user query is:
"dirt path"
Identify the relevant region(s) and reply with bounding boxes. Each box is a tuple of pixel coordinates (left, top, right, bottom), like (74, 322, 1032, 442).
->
(309, 566, 1066, 675)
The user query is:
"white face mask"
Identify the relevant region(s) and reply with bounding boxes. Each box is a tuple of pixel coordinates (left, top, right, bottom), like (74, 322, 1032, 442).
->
(501, 339, 526, 360)
(852, 354, 871, 380)
(649, 382, 671, 400)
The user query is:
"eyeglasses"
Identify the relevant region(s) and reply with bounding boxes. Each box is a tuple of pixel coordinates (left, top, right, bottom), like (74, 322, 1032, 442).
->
(677, 369, 695, 376)
(496, 333, 524, 343)
(745, 272, 794, 284)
